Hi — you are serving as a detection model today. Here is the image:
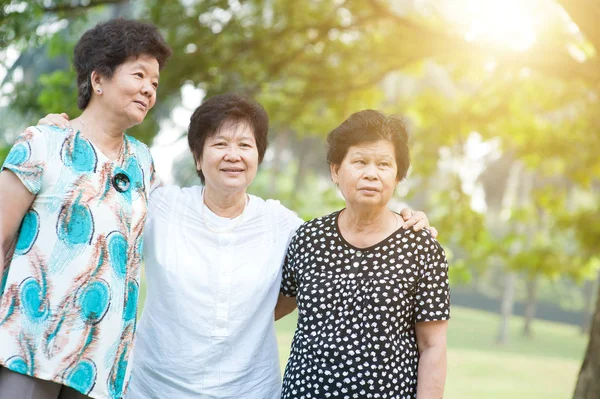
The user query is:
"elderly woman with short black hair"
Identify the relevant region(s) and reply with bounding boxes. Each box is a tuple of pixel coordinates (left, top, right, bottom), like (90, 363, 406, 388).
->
(0, 18, 171, 399)
(280, 110, 450, 399)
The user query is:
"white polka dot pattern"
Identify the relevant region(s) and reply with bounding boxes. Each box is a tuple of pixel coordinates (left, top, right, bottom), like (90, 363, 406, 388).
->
(280, 211, 450, 399)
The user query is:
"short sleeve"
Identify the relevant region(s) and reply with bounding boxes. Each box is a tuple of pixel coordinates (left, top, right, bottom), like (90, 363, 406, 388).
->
(148, 155, 162, 194)
(415, 236, 450, 323)
(1, 127, 46, 195)
(280, 231, 300, 297)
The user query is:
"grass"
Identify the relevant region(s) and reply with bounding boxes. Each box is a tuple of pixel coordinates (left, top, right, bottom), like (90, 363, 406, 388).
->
(275, 306, 586, 399)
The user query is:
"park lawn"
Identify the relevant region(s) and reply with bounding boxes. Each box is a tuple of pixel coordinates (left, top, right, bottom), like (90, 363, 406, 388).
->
(275, 306, 586, 399)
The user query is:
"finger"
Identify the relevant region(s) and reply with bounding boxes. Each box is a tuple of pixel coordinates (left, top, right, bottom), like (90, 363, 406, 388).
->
(50, 114, 70, 129)
(399, 208, 413, 221)
(401, 216, 417, 229)
(60, 113, 70, 120)
(412, 219, 428, 232)
(429, 226, 439, 239)
(54, 114, 70, 128)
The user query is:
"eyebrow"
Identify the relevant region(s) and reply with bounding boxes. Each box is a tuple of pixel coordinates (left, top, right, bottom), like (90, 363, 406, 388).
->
(133, 63, 160, 80)
(350, 151, 394, 160)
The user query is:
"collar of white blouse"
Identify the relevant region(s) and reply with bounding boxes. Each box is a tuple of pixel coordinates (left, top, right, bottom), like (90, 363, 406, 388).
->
(200, 187, 249, 234)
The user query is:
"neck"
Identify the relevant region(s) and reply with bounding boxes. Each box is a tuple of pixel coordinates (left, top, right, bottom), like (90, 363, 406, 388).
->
(340, 204, 393, 234)
(77, 107, 126, 147)
(203, 185, 247, 218)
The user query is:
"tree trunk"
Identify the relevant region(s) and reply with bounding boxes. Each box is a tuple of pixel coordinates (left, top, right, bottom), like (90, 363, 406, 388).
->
(581, 271, 600, 335)
(522, 275, 538, 338)
(497, 272, 517, 345)
(268, 131, 289, 198)
(290, 139, 309, 210)
(573, 279, 600, 399)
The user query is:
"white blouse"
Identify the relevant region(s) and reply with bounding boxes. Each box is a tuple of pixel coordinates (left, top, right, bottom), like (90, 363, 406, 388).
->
(126, 185, 302, 399)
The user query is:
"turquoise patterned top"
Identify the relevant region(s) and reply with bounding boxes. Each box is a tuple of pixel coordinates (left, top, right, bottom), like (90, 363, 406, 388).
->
(0, 125, 158, 399)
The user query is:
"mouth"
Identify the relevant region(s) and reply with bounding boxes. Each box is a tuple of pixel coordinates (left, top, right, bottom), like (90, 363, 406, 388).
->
(359, 187, 380, 194)
(133, 100, 148, 110)
(220, 167, 245, 174)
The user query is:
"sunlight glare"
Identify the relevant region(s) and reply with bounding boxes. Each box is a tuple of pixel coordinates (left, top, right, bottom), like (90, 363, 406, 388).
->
(443, 0, 540, 51)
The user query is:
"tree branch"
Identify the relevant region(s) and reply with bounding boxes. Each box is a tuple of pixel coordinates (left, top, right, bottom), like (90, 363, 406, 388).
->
(42, 0, 129, 13)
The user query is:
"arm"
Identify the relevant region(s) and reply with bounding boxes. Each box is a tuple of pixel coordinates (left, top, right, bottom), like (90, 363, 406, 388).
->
(0, 170, 35, 277)
(415, 320, 448, 399)
(274, 293, 297, 321)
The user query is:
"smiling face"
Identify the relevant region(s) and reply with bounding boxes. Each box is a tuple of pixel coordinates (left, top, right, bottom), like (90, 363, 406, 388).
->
(196, 121, 259, 195)
(95, 54, 159, 128)
(331, 139, 399, 211)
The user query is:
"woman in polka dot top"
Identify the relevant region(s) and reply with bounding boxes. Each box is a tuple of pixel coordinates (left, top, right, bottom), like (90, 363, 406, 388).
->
(278, 110, 450, 399)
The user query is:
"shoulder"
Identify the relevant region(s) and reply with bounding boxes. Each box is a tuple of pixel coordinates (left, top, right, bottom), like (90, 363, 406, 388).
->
(125, 135, 153, 160)
(19, 125, 70, 144)
(254, 196, 304, 228)
(151, 184, 190, 202)
(294, 211, 339, 238)
(399, 228, 446, 260)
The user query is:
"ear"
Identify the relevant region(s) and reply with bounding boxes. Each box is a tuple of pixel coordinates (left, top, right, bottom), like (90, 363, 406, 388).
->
(330, 163, 340, 185)
(90, 70, 105, 93)
(195, 157, 202, 172)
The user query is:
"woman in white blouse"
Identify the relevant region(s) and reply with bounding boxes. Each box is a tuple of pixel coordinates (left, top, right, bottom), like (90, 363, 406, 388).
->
(40, 93, 434, 398)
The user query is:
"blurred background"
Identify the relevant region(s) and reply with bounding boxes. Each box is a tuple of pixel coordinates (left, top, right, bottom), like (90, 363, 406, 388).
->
(1, 1, 599, 398)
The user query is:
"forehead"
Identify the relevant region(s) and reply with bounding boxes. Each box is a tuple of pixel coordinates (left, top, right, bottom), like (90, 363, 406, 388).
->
(346, 139, 395, 157)
(119, 54, 160, 77)
(209, 121, 256, 141)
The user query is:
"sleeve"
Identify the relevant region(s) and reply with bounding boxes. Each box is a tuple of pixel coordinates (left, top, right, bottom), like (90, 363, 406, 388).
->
(1, 127, 46, 195)
(415, 235, 451, 323)
(280, 229, 301, 297)
(148, 154, 162, 194)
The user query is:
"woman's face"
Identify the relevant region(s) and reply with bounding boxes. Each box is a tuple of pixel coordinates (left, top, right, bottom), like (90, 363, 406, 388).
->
(196, 122, 259, 195)
(97, 54, 159, 128)
(331, 139, 399, 210)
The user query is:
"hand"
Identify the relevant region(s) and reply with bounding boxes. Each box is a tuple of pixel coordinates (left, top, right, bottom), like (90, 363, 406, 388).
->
(38, 113, 70, 129)
(399, 208, 438, 239)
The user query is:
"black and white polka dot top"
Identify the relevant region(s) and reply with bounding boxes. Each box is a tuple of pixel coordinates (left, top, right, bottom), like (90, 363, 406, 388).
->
(280, 210, 450, 399)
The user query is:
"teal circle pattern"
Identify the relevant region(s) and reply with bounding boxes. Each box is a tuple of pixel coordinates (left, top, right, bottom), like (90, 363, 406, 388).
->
(57, 199, 94, 246)
(78, 280, 111, 324)
(64, 358, 96, 395)
(19, 277, 47, 320)
(62, 133, 97, 173)
(5, 142, 30, 166)
(6, 356, 29, 375)
(108, 232, 128, 278)
(15, 210, 40, 255)
(123, 280, 138, 322)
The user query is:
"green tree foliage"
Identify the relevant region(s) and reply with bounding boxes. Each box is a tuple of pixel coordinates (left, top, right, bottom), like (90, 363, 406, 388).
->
(2, 1, 600, 396)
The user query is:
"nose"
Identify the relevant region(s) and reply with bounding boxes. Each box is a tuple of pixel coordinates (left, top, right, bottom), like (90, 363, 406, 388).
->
(223, 145, 242, 161)
(363, 164, 379, 180)
(141, 81, 154, 99)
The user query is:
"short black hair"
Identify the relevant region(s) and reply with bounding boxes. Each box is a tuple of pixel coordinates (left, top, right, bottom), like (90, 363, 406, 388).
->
(74, 18, 172, 109)
(188, 93, 269, 184)
(327, 109, 410, 181)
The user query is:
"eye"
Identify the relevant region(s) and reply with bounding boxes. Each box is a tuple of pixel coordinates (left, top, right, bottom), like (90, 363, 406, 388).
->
(152, 82, 159, 89)
(379, 162, 391, 167)
(214, 141, 227, 147)
(240, 142, 253, 148)
(354, 159, 366, 165)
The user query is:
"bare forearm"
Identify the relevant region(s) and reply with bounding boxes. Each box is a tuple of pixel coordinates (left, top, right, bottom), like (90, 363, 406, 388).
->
(274, 294, 297, 321)
(416, 345, 447, 399)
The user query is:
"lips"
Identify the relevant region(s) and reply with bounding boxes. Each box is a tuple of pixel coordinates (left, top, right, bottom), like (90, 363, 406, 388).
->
(134, 100, 147, 110)
(221, 167, 244, 173)
(359, 186, 380, 192)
